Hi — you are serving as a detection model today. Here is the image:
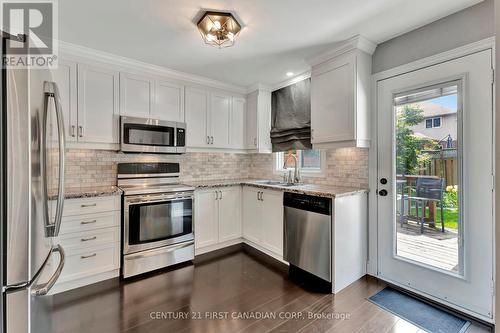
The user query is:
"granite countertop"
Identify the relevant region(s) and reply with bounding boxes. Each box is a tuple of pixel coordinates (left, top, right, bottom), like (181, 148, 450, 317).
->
(183, 179, 368, 198)
(49, 185, 123, 200)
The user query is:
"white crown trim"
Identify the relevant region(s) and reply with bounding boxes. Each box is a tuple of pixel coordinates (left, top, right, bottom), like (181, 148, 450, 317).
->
(307, 35, 377, 67)
(59, 40, 248, 94)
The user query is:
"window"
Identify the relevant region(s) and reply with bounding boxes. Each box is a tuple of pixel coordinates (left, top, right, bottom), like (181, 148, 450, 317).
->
(274, 149, 325, 176)
(425, 116, 442, 128)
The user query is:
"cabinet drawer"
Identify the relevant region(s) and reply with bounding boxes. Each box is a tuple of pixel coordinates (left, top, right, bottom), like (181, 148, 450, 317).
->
(58, 244, 120, 283)
(55, 227, 119, 250)
(59, 211, 119, 235)
(52, 196, 120, 217)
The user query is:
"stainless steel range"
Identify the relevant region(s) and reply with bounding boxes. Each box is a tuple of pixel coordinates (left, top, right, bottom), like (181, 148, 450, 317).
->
(117, 163, 194, 278)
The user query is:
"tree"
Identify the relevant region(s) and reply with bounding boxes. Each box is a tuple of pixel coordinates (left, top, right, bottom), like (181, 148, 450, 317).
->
(396, 104, 435, 175)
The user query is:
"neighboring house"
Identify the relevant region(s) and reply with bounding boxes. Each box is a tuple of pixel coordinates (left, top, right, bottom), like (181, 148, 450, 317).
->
(410, 101, 457, 147)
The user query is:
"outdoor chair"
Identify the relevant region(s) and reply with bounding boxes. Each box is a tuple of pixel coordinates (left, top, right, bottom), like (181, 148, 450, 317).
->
(406, 177, 445, 234)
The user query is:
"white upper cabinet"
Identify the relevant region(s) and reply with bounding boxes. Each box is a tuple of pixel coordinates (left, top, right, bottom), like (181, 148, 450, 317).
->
(245, 89, 272, 153)
(185, 87, 209, 148)
(309, 35, 376, 149)
(77, 63, 120, 144)
(153, 80, 184, 122)
(52, 59, 78, 141)
(209, 92, 231, 148)
(119, 73, 154, 118)
(231, 97, 246, 149)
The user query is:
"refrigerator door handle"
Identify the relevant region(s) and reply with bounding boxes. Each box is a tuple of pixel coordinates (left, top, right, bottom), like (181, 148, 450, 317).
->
(31, 245, 65, 296)
(42, 81, 66, 237)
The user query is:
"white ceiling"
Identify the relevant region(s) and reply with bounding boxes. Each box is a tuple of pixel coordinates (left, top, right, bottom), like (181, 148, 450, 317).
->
(59, 0, 482, 88)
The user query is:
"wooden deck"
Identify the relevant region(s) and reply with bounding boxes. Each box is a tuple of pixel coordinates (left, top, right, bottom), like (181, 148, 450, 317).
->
(397, 223, 459, 272)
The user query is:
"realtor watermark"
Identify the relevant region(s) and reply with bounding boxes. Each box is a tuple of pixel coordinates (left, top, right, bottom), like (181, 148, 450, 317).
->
(149, 311, 351, 321)
(1, 0, 58, 68)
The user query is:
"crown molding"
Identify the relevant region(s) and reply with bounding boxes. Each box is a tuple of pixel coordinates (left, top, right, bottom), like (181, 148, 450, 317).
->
(307, 35, 377, 67)
(246, 83, 272, 94)
(271, 71, 311, 91)
(59, 40, 248, 95)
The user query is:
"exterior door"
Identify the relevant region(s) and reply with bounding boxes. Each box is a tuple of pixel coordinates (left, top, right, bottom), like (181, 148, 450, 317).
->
(376, 49, 494, 321)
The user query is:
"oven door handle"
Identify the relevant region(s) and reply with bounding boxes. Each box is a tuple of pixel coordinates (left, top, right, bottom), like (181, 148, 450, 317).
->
(125, 196, 193, 205)
(124, 240, 194, 260)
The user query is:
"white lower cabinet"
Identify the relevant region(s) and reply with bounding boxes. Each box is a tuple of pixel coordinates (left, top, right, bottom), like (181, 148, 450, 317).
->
(194, 186, 242, 251)
(242, 186, 284, 258)
(49, 195, 121, 294)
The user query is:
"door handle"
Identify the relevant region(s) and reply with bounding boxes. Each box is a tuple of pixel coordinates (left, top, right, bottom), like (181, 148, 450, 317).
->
(81, 236, 97, 242)
(80, 219, 97, 225)
(71, 125, 76, 137)
(81, 203, 97, 208)
(78, 125, 83, 137)
(215, 190, 219, 200)
(31, 245, 65, 296)
(42, 81, 66, 238)
(210, 136, 214, 144)
(219, 190, 223, 199)
(206, 136, 210, 144)
(80, 253, 97, 259)
(378, 189, 388, 196)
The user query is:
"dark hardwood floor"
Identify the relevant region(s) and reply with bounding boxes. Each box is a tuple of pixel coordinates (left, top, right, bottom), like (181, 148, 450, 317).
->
(51, 248, 491, 333)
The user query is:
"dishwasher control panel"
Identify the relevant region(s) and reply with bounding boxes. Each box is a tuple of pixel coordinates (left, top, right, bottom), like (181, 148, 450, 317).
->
(283, 192, 331, 215)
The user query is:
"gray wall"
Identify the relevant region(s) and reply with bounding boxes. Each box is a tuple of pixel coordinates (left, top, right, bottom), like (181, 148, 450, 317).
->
(372, 0, 494, 73)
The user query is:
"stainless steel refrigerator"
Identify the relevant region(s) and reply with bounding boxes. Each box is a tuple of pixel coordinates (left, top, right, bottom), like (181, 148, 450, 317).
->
(1, 33, 66, 333)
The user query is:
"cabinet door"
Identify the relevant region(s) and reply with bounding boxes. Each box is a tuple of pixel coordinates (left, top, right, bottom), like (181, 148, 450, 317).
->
(154, 80, 184, 122)
(311, 53, 355, 144)
(77, 63, 119, 143)
(261, 190, 284, 256)
(194, 190, 218, 249)
(52, 59, 78, 141)
(185, 87, 209, 148)
(242, 187, 262, 244)
(209, 93, 231, 148)
(119, 73, 154, 118)
(231, 97, 246, 149)
(218, 187, 242, 242)
(245, 91, 258, 149)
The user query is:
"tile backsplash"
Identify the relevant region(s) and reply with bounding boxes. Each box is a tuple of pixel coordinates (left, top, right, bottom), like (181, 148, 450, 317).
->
(52, 148, 368, 191)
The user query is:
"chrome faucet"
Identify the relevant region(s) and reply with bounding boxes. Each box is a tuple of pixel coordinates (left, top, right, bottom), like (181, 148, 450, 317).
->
(283, 153, 301, 184)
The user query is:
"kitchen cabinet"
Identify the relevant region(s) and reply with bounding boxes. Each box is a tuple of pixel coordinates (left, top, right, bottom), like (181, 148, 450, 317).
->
(119, 72, 154, 118)
(218, 186, 242, 242)
(231, 97, 246, 149)
(309, 36, 375, 149)
(154, 80, 184, 122)
(185, 87, 209, 148)
(242, 186, 283, 257)
(261, 190, 284, 256)
(77, 63, 120, 144)
(242, 186, 262, 244)
(209, 92, 231, 148)
(194, 186, 242, 251)
(49, 195, 121, 294)
(52, 59, 78, 141)
(245, 89, 272, 152)
(194, 190, 218, 248)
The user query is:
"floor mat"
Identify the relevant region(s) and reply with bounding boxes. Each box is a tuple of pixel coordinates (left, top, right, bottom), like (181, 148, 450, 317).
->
(368, 287, 470, 333)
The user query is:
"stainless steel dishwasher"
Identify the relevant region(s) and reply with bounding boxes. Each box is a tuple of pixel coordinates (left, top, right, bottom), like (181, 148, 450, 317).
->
(283, 192, 332, 283)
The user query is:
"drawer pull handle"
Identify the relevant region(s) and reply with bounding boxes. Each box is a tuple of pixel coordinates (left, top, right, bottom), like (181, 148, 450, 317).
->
(80, 253, 97, 259)
(81, 203, 97, 208)
(80, 220, 97, 225)
(81, 236, 97, 242)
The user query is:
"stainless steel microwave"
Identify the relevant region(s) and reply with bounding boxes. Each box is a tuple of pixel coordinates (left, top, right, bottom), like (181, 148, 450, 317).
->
(120, 116, 186, 154)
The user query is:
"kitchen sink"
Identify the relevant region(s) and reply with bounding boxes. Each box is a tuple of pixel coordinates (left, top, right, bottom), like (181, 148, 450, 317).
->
(252, 180, 303, 187)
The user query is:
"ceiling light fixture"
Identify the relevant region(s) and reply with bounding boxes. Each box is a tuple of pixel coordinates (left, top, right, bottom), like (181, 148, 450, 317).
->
(286, 72, 294, 77)
(197, 11, 241, 48)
